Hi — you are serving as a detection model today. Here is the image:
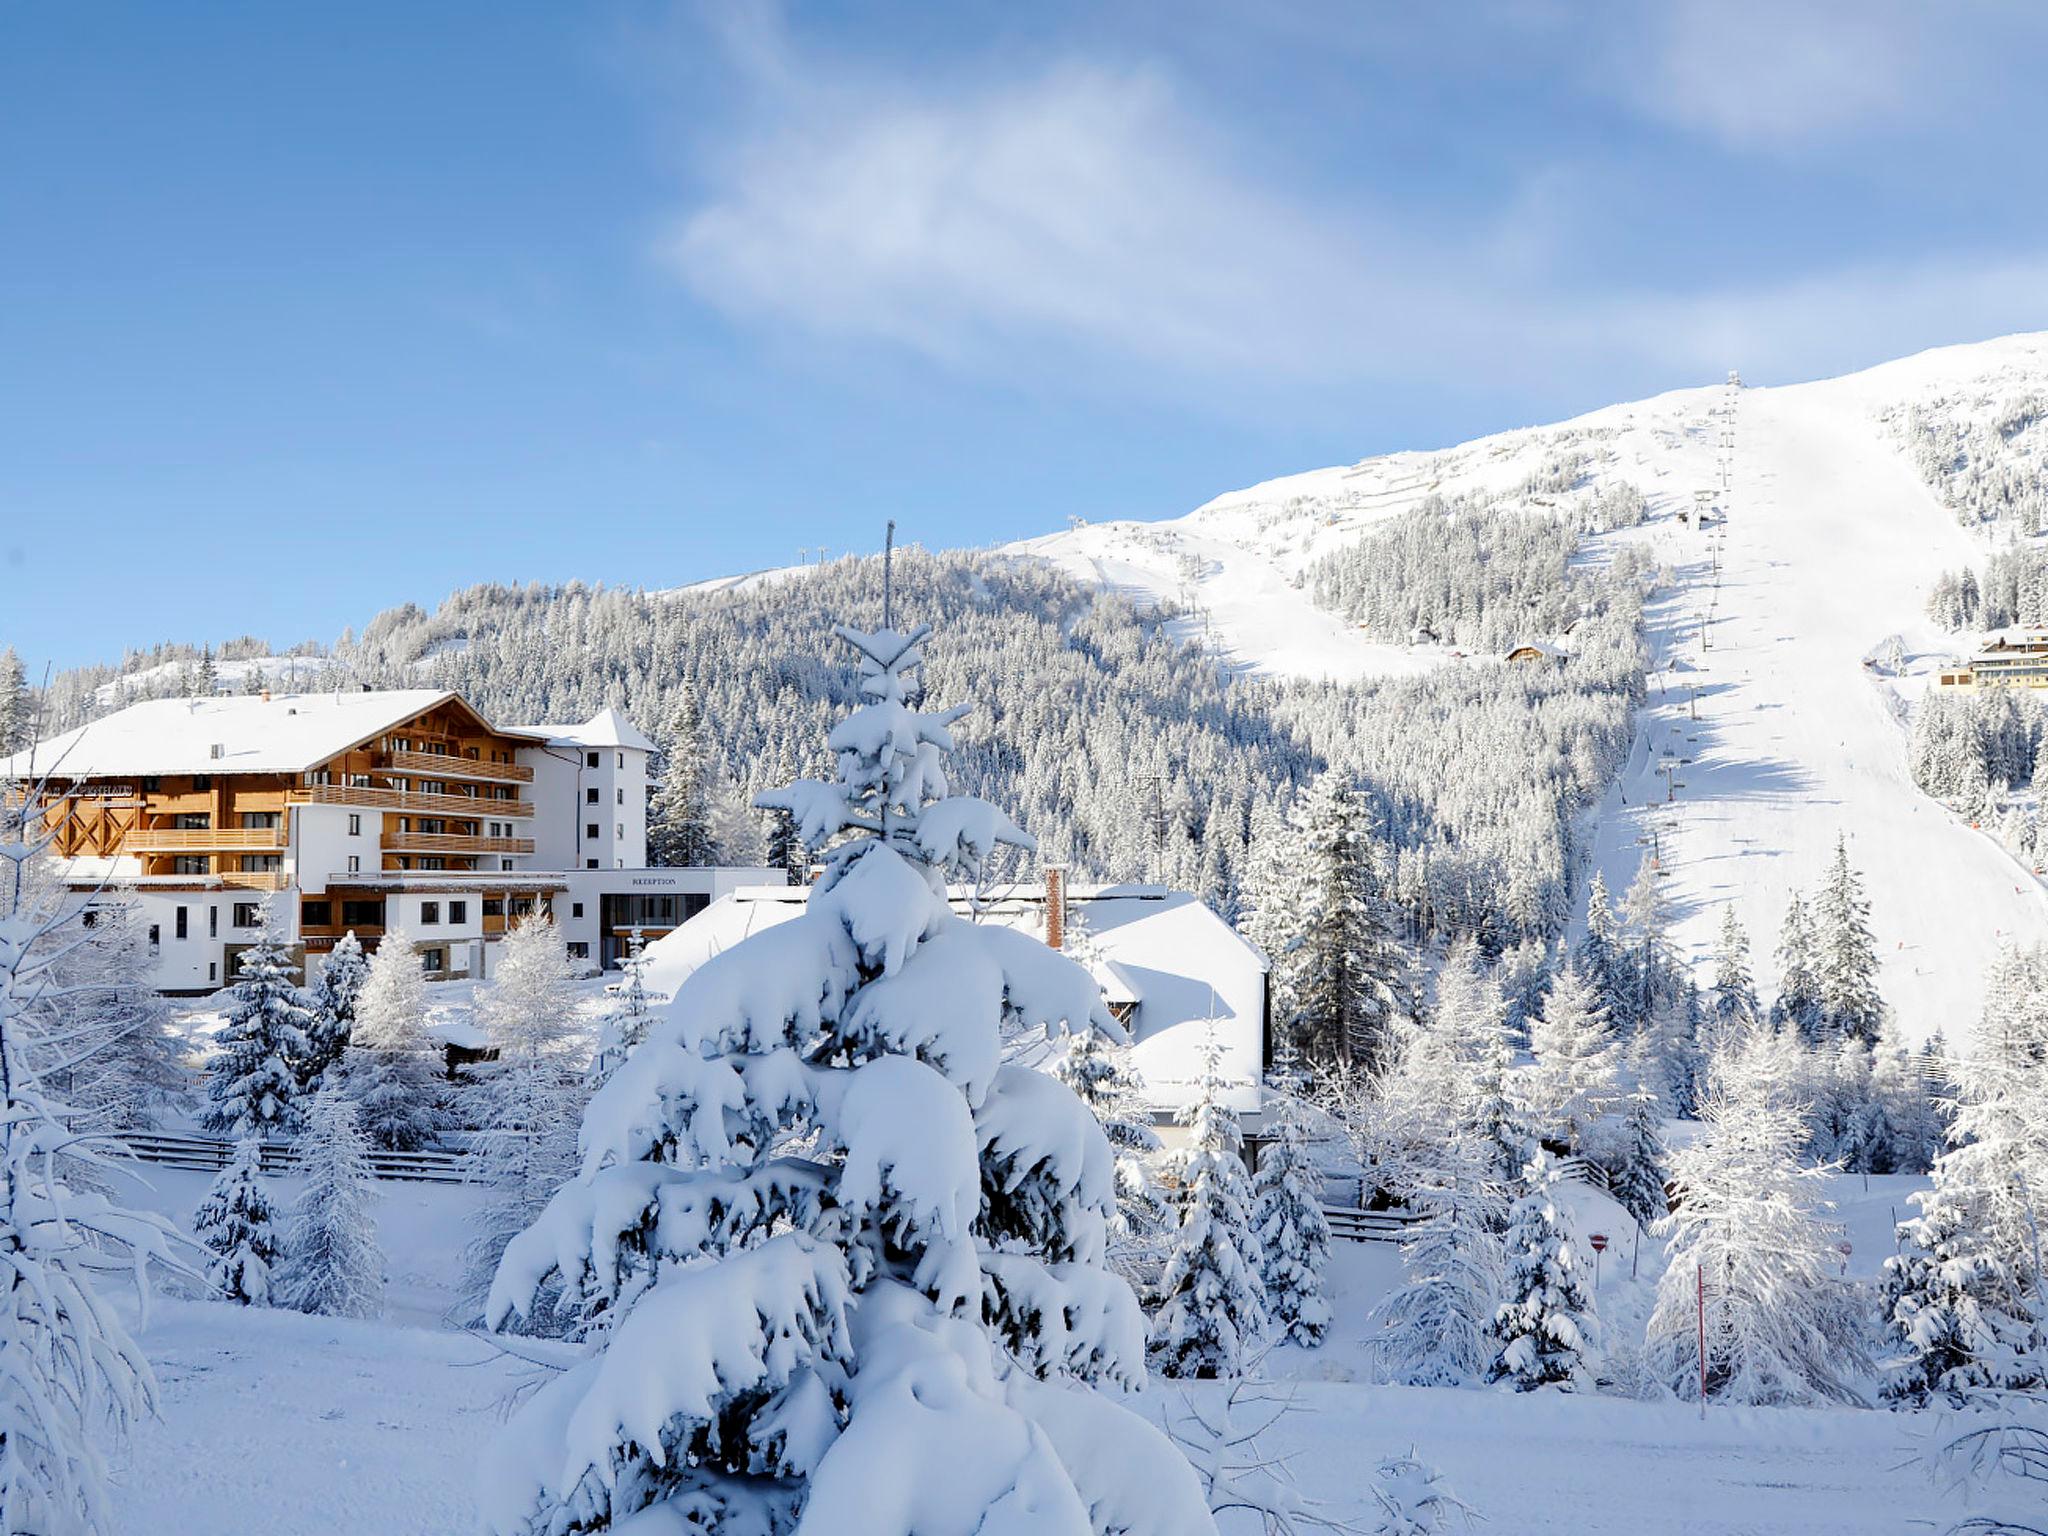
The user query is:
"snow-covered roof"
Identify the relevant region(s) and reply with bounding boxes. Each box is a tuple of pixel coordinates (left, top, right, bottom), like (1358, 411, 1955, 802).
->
(510, 707, 657, 754)
(1504, 640, 1569, 661)
(2, 689, 534, 779)
(642, 881, 1268, 1118)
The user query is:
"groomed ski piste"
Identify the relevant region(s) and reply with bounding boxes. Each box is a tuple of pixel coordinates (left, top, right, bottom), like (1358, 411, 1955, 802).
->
(1016, 333, 2048, 1040)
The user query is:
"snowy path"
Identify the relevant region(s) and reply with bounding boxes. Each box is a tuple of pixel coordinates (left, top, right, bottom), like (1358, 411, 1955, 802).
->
(1587, 381, 2048, 1037)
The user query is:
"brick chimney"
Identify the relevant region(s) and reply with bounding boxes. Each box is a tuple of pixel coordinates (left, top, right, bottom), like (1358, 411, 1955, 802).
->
(1043, 864, 1067, 950)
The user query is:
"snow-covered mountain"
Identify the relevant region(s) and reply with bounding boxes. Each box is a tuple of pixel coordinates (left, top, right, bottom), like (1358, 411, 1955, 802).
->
(1012, 333, 2048, 1043)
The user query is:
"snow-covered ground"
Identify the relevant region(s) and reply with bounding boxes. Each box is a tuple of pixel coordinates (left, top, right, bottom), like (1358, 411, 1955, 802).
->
(104, 1162, 1960, 1536)
(1014, 333, 2048, 1039)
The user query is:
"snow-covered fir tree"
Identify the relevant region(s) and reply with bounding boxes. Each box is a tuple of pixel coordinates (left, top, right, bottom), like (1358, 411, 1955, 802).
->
(586, 930, 657, 1089)
(1249, 1087, 1330, 1348)
(1706, 905, 1758, 1043)
(460, 911, 584, 1331)
(1609, 1085, 1669, 1265)
(1770, 891, 1825, 1042)
(0, 648, 29, 757)
(201, 899, 312, 1137)
(1488, 1150, 1596, 1392)
(277, 1084, 383, 1319)
(0, 776, 188, 1535)
(45, 897, 186, 1134)
(1815, 835, 1883, 1044)
(301, 930, 368, 1091)
(1649, 1042, 1866, 1405)
(646, 684, 715, 867)
(193, 1138, 277, 1307)
(345, 931, 452, 1153)
(1577, 869, 1626, 1026)
(1525, 956, 1616, 1154)
(1286, 771, 1409, 1072)
(1368, 1137, 1501, 1387)
(1155, 1035, 1271, 1378)
(477, 617, 1217, 1534)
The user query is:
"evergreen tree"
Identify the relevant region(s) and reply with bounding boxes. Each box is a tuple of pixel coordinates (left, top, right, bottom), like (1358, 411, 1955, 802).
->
(201, 900, 312, 1137)
(1472, 1016, 1539, 1215)
(587, 930, 658, 1089)
(346, 925, 450, 1151)
(193, 1138, 277, 1306)
(301, 930, 368, 1092)
(646, 685, 714, 867)
(1249, 1089, 1330, 1348)
(1052, 1027, 1168, 1270)
(1526, 957, 1617, 1153)
(1488, 1150, 1595, 1392)
(1288, 772, 1408, 1072)
(461, 912, 584, 1331)
(1578, 869, 1624, 1025)
(1610, 1086, 1669, 1274)
(1706, 906, 1758, 1042)
(1154, 1037, 1270, 1378)
(1770, 891, 1825, 1041)
(0, 648, 28, 757)
(1368, 1140, 1500, 1387)
(278, 1085, 383, 1319)
(476, 618, 1217, 1534)
(1814, 835, 1882, 1044)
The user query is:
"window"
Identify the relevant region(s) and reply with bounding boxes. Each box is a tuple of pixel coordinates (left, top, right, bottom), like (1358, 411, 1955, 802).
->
(347, 814, 362, 836)
(240, 855, 282, 872)
(340, 899, 384, 928)
(483, 899, 505, 919)
(617, 752, 624, 769)
(420, 901, 441, 926)
(239, 811, 280, 829)
(587, 858, 599, 870)
(616, 823, 624, 841)
(586, 752, 600, 768)
(586, 823, 600, 840)
(80, 909, 98, 929)
(209, 906, 218, 938)
(302, 901, 332, 927)
(173, 813, 210, 830)
(173, 855, 208, 875)
(147, 924, 160, 953)
(175, 906, 188, 940)
(508, 897, 535, 919)
(191, 775, 212, 791)
(449, 901, 467, 924)
(140, 776, 162, 794)
(232, 902, 260, 928)
(616, 788, 624, 805)
(346, 855, 361, 873)
(567, 942, 590, 961)
(586, 787, 600, 804)
(418, 857, 446, 871)
(305, 769, 331, 786)
(571, 902, 584, 919)
(500, 859, 514, 871)
(421, 947, 446, 974)
(208, 962, 217, 983)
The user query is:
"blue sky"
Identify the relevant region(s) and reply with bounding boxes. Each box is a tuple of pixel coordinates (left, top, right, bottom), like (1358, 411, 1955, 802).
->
(5, 1, 2047, 669)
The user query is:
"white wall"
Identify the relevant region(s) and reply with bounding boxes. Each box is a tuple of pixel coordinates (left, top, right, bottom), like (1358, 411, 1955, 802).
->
(294, 801, 374, 891)
(521, 741, 650, 872)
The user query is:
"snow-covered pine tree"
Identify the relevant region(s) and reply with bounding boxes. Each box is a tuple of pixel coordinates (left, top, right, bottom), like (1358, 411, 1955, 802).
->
(278, 1084, 383, 1319)
(48, 896, 186, 1133)
(460, 911, 584, 1331)
(1706, 905, 1758, 1043)
(1288, 771, 1408, 1072)
(1368, 1138, 1500, 1387)
(193, 1137, 277, 1306)
(1578, 869, 1626, 1027)
(1235, 798, 1305, 1025)
(1870, 1015, 1940, 1175)
(1619, 852, 1669, 1032)
(301, 929, 368, 1092)
(1770, 891, 1825, 1042)
(1154, 1034, 1271, 1378)
(1609, 1085, 1669, 1258)
(201, 898, 312, 1137)
(478, 618, 1217, 1534)
(0, 777, 188, 1535)
(1526, 956, 1617, 1154)
(646, 685, 715, 867)
(1815, 835, 1882, 1045)
(587, 930, 657, 1089)
(1249, 1087, 1330, 1348)
(1488, 1150, 1596, 1392)
(1648, 1042, 1866, 1405)
(0, 648, 28, 757)
(345, 932, 452, 1152)
(1471, 1012, 1538, 1219)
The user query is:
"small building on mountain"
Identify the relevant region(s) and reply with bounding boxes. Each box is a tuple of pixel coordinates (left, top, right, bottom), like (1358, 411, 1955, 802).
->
(1505, 640, 1569, 665)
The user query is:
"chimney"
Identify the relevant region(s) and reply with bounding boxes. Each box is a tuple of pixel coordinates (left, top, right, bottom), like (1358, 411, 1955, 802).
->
(261, 689, 272, 703)
(1043, 864, 1067, 950)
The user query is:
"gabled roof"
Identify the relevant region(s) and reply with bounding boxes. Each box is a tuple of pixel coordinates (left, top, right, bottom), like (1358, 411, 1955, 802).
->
(3, 689, 540, 779)
(510, 707, 658, 754)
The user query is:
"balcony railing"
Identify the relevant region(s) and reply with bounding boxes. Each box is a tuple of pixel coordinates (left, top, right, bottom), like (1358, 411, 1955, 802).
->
(290, 783, 533, 820)
(129, 826, 287, 852)
(380, 832, 535, 855)
(376, 750, 534, 785)
(219, 871, 290, 892)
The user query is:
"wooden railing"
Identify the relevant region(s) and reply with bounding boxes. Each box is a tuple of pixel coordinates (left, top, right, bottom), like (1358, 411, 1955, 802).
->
(377, 750, 533, 785)
(381, 832, 535, 855)
(218, 871, 290, 891)
(129, 826, 286, 852)
(291, 783, 533, 820)
(121, 1131, 467, 1184)
(1323, 1206, 1426, 1244)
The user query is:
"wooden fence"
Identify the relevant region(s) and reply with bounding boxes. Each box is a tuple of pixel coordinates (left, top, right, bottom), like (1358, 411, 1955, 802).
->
(121, 1131, 469, 1184)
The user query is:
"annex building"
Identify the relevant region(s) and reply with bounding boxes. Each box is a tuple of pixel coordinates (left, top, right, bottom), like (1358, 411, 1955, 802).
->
(5, 688, 781, 991)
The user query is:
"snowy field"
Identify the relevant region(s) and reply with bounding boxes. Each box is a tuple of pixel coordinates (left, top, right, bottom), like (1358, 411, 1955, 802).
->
(105, 1167, 1968, 1536)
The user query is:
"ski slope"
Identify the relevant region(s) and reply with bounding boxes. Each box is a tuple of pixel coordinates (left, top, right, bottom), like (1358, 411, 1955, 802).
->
(1012, 334, 2048, 1041)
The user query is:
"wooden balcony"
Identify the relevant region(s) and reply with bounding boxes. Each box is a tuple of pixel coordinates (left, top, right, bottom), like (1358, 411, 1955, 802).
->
(380, 832, 535, 856)
(220, 871, 290, 891)
(129, 826, 287, 852)
(377, 750, 533, 785)
(290, 783, 533, 820)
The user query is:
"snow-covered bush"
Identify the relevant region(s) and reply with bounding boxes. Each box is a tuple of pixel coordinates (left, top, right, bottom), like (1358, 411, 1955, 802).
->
(1368, 1144, 1500, 1388)
(201, 898, 313, 1137)
(1488, 1151, 1595, 1392)
(278, 1084, 383, 1319)
(477, 619, 1218, 1535)
(193, 1138, 277, 1306)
